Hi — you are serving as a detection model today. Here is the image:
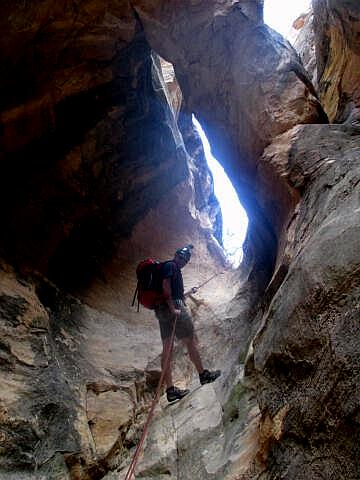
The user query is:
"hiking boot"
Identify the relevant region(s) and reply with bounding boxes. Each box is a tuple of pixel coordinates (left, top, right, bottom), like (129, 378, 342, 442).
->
(166, 386, 190, 403)
(199, 369, 221, 385)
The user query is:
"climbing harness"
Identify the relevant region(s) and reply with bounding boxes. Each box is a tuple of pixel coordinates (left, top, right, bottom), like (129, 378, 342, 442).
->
(124, 314, 178, 480)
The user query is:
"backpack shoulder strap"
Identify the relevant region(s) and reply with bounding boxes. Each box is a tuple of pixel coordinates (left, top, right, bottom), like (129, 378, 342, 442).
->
(159, 260, 178, 279)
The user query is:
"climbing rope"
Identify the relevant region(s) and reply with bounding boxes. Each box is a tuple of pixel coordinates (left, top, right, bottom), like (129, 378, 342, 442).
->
(184, 270, 224, 297)
(124, 315, 178, 480)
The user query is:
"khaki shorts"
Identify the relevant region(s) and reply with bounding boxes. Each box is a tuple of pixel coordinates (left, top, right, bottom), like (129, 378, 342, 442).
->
(155, 300, 194, 340)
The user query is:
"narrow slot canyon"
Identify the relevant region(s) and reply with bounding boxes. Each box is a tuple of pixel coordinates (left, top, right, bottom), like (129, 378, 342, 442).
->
(0, 1, 359, 479)
(191, 114, 248, 268)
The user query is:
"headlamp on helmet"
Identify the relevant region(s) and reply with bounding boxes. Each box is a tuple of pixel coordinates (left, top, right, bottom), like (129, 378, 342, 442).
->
(175, 244, 194, 261)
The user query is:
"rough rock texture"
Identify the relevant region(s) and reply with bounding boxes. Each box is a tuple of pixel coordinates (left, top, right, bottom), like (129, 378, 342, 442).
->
(0, 0, 360, 479)
(313, 0, 360, 122)
(0, 263, 162, 478)
(293, 12, 318, 86)
(158, 57, 182, 120)
(252, 121, 360, 479)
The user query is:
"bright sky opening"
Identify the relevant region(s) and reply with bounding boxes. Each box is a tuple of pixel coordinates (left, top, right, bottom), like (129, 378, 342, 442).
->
(264, 0, 311, 40)
(192, 116, 248, 268)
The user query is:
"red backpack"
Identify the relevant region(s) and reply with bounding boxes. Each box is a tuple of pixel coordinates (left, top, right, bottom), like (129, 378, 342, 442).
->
(132, 259, 166, 310)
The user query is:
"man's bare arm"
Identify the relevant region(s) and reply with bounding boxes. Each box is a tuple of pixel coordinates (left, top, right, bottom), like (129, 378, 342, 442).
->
(162, 278, 181, 316)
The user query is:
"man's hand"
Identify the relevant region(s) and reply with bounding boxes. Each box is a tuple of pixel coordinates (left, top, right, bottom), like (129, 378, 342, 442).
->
(184, 286, 198, 297)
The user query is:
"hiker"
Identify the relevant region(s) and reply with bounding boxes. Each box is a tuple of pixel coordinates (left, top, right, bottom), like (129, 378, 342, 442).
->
(155, 245, 221, 403)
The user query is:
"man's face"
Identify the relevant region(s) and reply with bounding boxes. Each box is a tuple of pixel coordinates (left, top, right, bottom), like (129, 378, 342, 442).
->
(175, 254, 189, 268)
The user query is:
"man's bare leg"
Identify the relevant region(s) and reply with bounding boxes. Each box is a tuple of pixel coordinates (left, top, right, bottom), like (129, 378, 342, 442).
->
(182, 336, 204, 374)
(162, 337, 174, 389)
(182, 336, 221, 385)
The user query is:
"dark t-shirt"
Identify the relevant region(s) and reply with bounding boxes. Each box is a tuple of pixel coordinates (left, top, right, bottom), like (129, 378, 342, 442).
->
(161, 261, 184, 300)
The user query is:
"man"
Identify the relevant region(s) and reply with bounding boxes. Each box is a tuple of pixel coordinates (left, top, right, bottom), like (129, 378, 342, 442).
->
(155, 244, 221, 403)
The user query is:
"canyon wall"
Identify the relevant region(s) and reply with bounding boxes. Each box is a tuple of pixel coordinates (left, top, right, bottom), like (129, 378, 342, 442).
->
(0, 1, 359, 479)
(313, 0, 360, 123)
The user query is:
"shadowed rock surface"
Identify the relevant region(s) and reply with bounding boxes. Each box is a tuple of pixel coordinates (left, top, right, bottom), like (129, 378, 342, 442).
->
(0, 1, 359, 479)
(313, 0, 360, 123)
(294, 11, 318, 86)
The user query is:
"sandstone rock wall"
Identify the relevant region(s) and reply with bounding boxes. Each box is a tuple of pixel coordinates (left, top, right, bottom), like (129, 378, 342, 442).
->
(294, 11, 318, 87)
(0, 1, 359, 479)
(252, 121, 360, 479)
(313, 0, 360, 122)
